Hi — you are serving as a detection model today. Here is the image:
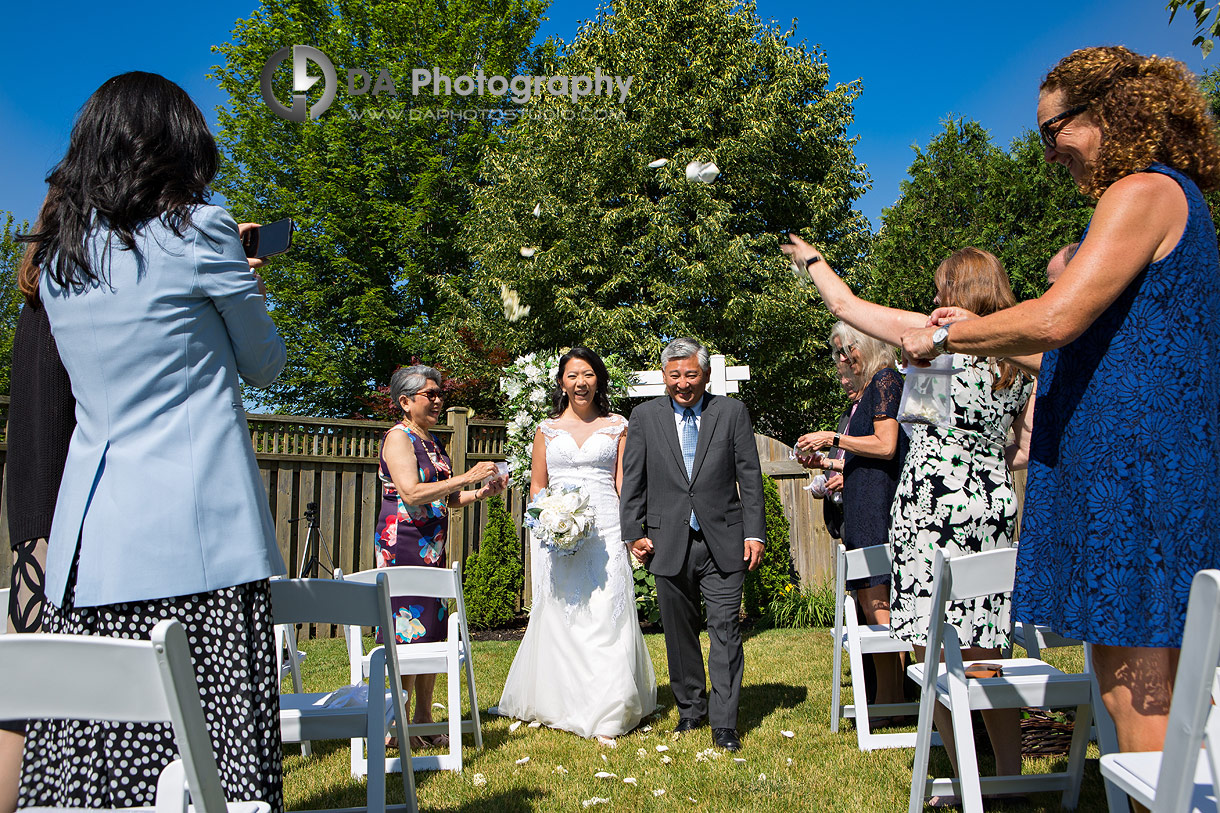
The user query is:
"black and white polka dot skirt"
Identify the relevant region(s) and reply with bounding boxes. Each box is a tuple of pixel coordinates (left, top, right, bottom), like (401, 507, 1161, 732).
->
(18, 579, 283, 812)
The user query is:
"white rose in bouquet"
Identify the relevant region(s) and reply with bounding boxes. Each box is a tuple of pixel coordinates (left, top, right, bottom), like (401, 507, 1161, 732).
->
(524, 484, 596, 555)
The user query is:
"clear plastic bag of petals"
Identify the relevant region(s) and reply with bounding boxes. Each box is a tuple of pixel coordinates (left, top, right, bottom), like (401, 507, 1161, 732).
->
(896, 355, 961, 428)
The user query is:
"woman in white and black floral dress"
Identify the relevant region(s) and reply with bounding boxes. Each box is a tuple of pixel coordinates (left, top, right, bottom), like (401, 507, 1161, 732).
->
(784, 238, 1035, 792)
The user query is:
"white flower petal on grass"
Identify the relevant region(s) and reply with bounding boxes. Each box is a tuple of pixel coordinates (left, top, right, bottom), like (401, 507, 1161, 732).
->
(642, 725, 652, 733)
(733, 758, 746, 765)
(636, 748, 648, 757)
(781, 730, 795, 738)
(528, 720, 542, 728)
(581, 799, 611, 809)
(596, 735, 617, 748)
(786, 758, 793, 766)
(647, 158, 669, 168)
(654, 745, 669, 752)
(515, 756, 530, 765)
(687, 798, 698, 803)
(519, 246, 537, 258)
(623, 777, 637, 785)
(509, 720, 522, 732)
(661, 755, 672, 764)
(472, 773, 487, 787)
(653, 789, 666, 797)
(594, 771, 617, 779)
(554, 765, 569, 775)
(601, 754, 609, 763)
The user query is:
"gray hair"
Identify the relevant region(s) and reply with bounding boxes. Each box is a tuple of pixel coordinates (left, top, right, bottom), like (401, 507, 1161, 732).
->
(829, 321, 896, 384)
(390, 364, 443, 409)
(660, 337, 710, 373)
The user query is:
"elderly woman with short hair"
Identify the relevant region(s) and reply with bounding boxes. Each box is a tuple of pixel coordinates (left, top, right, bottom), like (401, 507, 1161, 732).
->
(797, 322, 906, 712)
(375, 364, 506, 748)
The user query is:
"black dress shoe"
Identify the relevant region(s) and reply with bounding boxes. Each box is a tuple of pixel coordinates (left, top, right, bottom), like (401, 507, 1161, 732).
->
(673, 717, 706, 734)
(712, 727, 741, 751)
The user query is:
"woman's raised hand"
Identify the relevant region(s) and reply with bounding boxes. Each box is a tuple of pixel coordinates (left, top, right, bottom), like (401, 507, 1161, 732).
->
(780, 233, 824, 270)
(795, 430, 837, 453)
(925, 306, 977, 327)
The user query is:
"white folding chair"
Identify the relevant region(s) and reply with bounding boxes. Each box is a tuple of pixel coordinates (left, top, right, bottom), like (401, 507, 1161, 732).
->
(342, 563, 483, 773)
(0, 619, 268, 813)
(908, 547, 1094, 813)
(274, 620, 311, 757)
(1012, 622, 1080, 658)
(830, 543, 922, 750)
(1099, 569, 1220, 813)
(271, 575, 416, 813)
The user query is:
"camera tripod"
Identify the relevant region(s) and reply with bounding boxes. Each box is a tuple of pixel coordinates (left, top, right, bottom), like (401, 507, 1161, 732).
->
(289, 501, 329, 579)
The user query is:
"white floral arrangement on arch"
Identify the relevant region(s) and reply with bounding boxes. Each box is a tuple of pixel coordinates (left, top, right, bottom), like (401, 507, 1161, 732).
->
(523, 484, 595, 555)
(499, 350, 637, 490)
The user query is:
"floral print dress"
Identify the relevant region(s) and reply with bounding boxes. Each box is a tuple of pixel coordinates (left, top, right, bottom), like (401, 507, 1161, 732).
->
(887, 356, 1033, 648)
(375, 422, 450, 644)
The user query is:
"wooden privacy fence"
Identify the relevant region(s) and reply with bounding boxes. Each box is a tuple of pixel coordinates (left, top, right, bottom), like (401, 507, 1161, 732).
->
(0, 400, 847, 607)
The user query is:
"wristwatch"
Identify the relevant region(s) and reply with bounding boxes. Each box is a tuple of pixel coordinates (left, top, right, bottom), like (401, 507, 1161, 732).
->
(931, 325, 951, 355)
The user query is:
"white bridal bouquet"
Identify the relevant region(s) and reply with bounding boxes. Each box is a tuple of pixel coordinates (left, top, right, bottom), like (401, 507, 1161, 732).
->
(524, 484, 595, 556)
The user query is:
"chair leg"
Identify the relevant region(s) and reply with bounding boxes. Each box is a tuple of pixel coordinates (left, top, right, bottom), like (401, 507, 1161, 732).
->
(1060, 702, 1093, 810)
(908, 677, 940, 813)
(367, 691, 386, 813)
(947, 680, 984, 813)
(449, 659, 462, 772)
(466, 655, 483, 751)
(831, 634, 844, 733)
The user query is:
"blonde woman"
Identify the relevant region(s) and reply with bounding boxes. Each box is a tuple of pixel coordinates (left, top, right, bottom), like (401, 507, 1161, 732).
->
(798, 322, 905, 713)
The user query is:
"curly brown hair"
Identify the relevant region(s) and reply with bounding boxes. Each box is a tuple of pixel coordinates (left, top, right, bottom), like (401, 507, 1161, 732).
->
(1042, 46, 1220, 197)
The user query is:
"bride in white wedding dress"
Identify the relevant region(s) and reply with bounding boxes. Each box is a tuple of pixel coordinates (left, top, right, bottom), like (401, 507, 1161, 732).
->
(495, 347, 657, 739)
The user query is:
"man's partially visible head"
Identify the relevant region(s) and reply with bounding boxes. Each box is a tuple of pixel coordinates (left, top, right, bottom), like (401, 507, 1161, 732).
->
(1047, 242, 1080, 285)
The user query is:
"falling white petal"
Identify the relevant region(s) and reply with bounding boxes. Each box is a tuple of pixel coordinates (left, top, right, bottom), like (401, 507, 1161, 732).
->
(516, 756, 530, 765)
(509, 720, 522, 732)
(432, 703, 445, 710)
(685, 161, 703, 182)
(698, 162, 720, 183)
(519, 247, 537, 258)
(647, 158, 669, 168)
(532, 203, 541, 217)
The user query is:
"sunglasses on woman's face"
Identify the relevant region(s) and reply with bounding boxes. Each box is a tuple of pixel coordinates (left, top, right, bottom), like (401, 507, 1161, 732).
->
(830, 344, 856, 362)
(415, 389, 445, 402)
(1039, 104, 1088, 151)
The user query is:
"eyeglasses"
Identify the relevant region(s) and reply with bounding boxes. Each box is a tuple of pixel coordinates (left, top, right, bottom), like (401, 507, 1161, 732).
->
(415, 389, 445, 402)
(830, 344, 856, 362)
(1039, 104, 1088, 151)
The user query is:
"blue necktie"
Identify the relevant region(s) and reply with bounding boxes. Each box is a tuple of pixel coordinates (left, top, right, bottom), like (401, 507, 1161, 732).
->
(681, 407, 700, 532)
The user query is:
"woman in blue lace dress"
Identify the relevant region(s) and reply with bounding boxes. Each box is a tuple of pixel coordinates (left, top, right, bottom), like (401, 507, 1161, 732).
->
(903, 46, 1220, 757)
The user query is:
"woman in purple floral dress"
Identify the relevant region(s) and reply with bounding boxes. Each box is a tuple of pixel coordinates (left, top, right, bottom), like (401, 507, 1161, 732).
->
(376, 365, 506, 747)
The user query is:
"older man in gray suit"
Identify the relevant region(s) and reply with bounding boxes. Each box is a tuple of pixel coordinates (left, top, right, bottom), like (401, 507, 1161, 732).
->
(620, 338, 766, 752)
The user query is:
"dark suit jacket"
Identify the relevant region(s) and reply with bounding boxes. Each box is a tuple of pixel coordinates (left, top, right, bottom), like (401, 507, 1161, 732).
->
(620, 393, 766, 577)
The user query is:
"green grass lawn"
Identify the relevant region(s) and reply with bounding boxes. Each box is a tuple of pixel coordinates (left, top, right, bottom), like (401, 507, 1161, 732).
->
(284, 628, 1111, 812)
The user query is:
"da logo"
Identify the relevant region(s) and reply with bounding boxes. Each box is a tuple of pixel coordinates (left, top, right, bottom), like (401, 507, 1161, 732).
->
(260, 45, 337, 122)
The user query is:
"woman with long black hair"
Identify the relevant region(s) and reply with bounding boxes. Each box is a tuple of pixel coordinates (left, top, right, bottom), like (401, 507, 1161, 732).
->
(17, 72, 286, 810)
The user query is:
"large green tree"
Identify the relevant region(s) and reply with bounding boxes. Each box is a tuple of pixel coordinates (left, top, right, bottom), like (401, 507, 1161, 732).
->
(862, 120, 1091, 312)
(0, 214, 31, 393)
(442, 0, 872, 439)
(210, 0, 548, 416)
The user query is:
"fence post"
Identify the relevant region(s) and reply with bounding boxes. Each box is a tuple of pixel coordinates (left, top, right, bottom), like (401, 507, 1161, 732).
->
(445, 406, 471, 573)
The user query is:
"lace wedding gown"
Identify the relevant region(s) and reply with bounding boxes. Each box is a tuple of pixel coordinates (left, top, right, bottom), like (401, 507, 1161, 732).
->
(495, 415, 657, 738)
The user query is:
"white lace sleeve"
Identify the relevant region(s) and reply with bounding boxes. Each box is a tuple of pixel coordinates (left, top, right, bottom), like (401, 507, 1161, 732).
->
(594, 414, 628, 439)
(537, 418, 563, 444)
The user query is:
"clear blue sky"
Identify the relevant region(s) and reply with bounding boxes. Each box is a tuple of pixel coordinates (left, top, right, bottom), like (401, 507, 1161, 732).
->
(0, 1, 1209, 231)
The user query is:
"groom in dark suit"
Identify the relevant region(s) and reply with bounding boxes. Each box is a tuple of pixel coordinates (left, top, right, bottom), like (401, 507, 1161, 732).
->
(620, 338, 766, 752)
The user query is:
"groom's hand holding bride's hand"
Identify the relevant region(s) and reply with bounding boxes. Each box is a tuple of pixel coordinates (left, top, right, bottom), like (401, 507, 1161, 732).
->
(630, 537, 654, 563)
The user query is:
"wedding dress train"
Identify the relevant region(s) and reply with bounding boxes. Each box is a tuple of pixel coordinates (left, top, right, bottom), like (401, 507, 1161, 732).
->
(494, 415, 657, 738)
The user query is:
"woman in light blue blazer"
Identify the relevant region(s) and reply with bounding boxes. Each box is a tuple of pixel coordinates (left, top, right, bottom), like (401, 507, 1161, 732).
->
(17, 72, 287, 811)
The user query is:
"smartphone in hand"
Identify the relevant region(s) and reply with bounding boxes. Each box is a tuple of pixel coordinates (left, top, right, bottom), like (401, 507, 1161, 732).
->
(241, 217, 294, 259)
